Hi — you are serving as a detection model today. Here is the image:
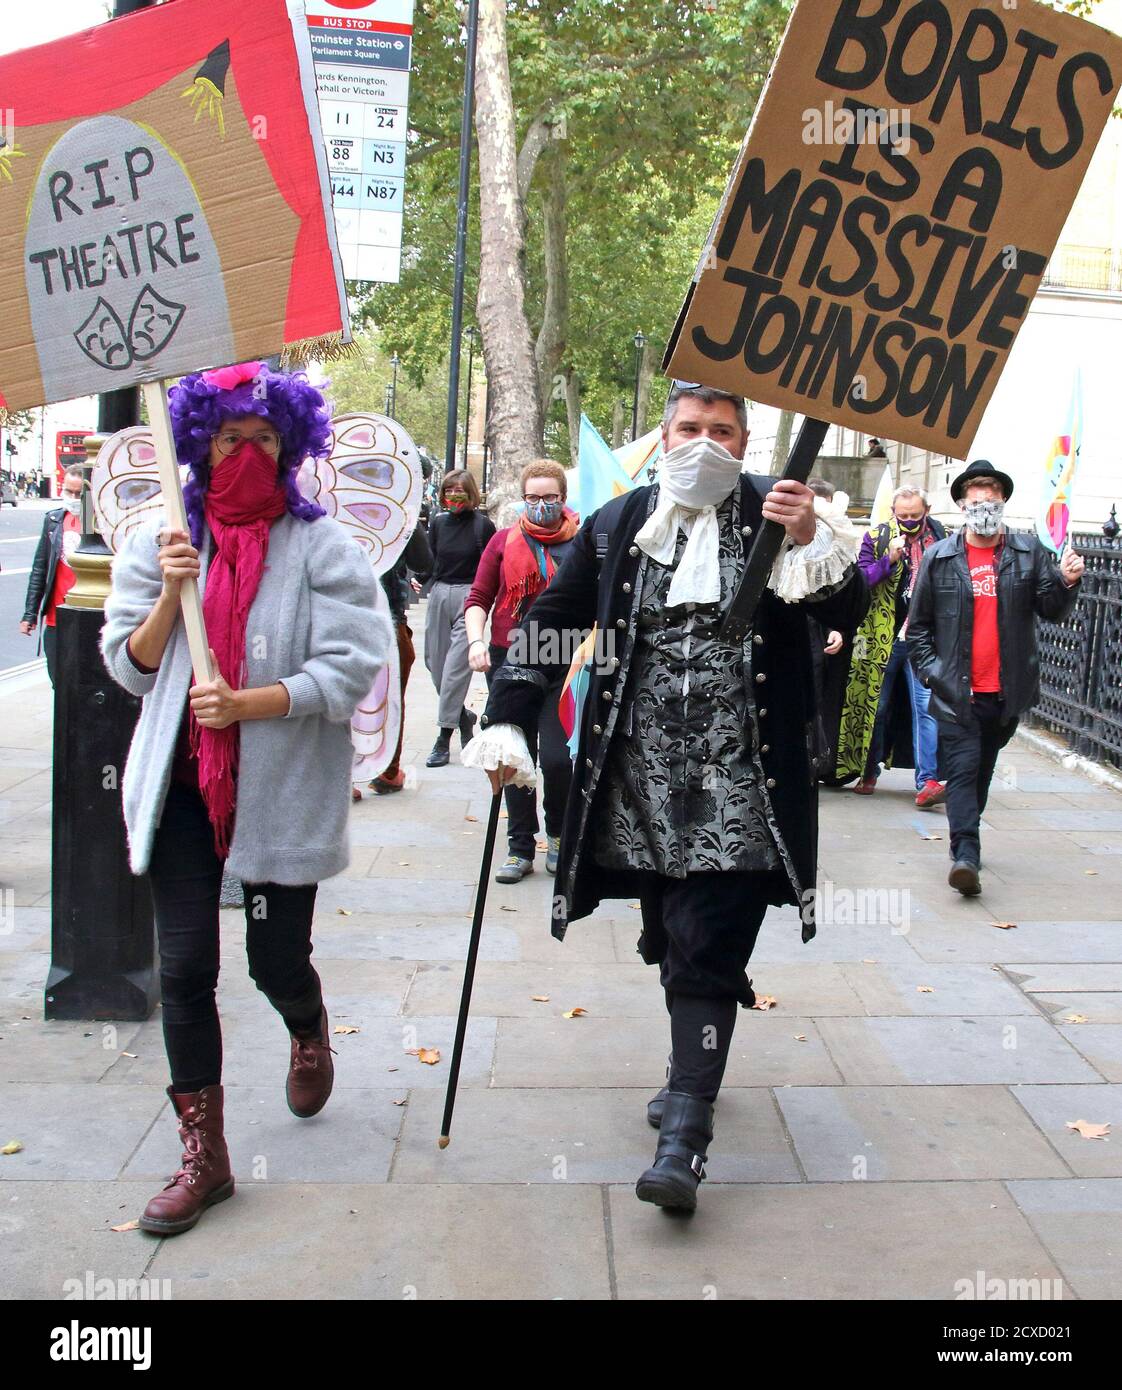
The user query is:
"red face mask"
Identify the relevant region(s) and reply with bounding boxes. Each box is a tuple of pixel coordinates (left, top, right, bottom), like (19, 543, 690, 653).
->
(206, 439, 287, 525)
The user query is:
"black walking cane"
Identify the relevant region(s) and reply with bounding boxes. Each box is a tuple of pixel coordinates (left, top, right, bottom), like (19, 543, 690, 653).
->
(719, 415, 831, 646)
(438, 787, 503, 1147)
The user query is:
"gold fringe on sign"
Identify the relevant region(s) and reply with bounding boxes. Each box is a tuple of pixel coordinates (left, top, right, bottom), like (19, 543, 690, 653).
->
(280, 335, 361, 370)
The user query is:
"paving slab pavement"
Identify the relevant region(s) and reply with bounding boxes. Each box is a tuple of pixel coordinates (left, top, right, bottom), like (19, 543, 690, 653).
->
(3, 597, 1122, 1301)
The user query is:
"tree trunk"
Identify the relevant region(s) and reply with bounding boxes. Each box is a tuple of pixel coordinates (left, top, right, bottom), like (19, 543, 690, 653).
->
(564, 371, 582, 468)
(611, 399, 627, 449)
(535, 140, 569, 420)
(769, 408, 795, 475)
(474, 0, 543, 504)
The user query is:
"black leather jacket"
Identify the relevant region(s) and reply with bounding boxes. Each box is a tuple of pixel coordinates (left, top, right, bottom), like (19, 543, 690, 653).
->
(22, 507, 66, 630)
(906, 529, 1080, 725)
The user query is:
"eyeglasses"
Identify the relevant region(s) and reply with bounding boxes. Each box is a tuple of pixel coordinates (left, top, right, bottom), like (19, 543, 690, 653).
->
(213, 429, 281, 457)
(523, 493, 562, 504)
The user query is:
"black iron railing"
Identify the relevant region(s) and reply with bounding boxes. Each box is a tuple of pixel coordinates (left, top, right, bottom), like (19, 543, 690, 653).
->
(1030, 532, 1122, 770)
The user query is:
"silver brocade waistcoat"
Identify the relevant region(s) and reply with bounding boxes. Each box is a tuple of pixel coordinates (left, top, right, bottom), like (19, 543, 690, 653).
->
(594, 490, 784, 878)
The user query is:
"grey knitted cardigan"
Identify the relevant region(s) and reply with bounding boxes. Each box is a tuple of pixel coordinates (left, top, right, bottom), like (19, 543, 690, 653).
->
(101, 513, 393, 886)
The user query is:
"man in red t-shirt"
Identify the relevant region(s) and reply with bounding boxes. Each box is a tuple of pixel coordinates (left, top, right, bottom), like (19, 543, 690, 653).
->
(907, 461, 1084, 896)
(19, 467, 87, 686)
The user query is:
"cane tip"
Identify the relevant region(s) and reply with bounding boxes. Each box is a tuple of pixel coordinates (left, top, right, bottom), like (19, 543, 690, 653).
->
(437, 1134, 450, 1149)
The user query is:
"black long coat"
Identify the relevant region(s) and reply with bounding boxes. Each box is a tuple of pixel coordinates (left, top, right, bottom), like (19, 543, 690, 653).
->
(481, 476, 869, 944)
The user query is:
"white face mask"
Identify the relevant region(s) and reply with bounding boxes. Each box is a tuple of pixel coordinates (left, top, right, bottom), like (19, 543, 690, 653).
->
(659, 436, 744, 510)
(963, 499, 1004, 536)
(63, 496, 83, 516)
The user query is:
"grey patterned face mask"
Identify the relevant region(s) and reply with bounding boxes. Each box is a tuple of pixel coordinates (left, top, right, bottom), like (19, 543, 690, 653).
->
(963, 499, 1004, 535)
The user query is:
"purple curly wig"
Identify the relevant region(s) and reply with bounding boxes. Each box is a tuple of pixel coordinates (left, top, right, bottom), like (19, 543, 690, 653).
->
(169, 362, 330, 548)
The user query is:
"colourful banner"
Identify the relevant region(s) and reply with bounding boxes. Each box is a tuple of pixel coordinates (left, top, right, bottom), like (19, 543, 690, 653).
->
(1037, 372, 1083, 555)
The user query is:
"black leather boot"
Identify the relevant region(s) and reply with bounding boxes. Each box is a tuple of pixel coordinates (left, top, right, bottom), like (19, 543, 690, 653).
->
(647, 1053, 672, 1129)
(458, 707, 477, 747)
(635, 1092, 713, 1212)
(426, 731, 452, 768)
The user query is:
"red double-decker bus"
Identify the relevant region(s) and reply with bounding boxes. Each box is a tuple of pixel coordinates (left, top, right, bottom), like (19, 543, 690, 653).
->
(56, 430, 92, 496)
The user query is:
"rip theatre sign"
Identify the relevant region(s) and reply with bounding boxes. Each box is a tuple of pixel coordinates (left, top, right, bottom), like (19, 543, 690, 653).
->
(664, 0, 1122, 458)
(0, 0, 348, 415)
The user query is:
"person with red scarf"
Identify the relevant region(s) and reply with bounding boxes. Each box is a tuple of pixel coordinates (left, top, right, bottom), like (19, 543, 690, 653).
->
(464, 460, 578, 882)
(101, 363, 390, 1237)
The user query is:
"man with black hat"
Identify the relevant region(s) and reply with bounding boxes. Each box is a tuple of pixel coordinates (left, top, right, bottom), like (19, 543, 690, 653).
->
(907, 461, 1084, 896)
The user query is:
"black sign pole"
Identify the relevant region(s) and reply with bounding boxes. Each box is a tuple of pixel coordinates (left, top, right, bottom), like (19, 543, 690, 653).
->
(442, 0, 480, 473)
(719, 415, 831, 647)
(45, 0, 160, 1022)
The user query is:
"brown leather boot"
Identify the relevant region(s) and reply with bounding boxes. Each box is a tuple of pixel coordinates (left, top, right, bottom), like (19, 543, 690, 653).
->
(139, 1085, 234, 1236)
(286, 1006, 335, 1118)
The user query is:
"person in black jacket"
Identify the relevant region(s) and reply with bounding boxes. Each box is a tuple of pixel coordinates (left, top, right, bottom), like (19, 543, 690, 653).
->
(907, 460, 1084, 896)
(467, 384, 868, 1213)
(19, 467, 87, 685)
(422, 469, 495, 767)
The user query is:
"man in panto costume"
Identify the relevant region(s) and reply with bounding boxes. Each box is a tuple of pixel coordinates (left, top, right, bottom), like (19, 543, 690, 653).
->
(466, 384, 868, 1212)
(835, 486, 946, 804)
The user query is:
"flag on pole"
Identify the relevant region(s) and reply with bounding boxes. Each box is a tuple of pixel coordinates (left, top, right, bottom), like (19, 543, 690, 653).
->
(1037, 371, 1084, 555)
(615, 425, 662, 481)
(558, 627, 598, 759)
(578, 414, 636, 521)
(869, 463, 894, 528)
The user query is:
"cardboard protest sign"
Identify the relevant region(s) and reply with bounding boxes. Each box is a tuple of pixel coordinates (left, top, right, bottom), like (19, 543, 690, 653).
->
(665, 0, 1122, 458)
(0, 0, 349, 415)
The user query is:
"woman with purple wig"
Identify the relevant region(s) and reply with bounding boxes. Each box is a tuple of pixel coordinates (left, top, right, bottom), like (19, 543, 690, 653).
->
(101, 362, 392, 1237)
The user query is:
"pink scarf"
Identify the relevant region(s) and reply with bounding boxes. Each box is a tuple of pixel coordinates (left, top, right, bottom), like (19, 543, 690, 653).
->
(190, 441, 287, 856)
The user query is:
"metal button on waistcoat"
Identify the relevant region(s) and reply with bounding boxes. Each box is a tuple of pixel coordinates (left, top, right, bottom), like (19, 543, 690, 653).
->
(593, 725, 602, 735)
(629, 545, 639, 557)
(766, 778, 777, 789)
(742, 525, 753, 536)
(761, 744, 770, 754)
(759, 708, 767, 717)
(616, 619, 626, 629)
(755, 672, 766, 684)
(753, 634, 763, 646)
(622, 583, 632, 594)
(612, 657, 620, 667)
(586, 759, 593, 769)
(602, 691, 612, 701)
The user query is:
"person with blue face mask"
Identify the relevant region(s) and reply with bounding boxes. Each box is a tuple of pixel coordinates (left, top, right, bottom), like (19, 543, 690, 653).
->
(463, 460, 579, 881)
(465, 383, 869, 1213)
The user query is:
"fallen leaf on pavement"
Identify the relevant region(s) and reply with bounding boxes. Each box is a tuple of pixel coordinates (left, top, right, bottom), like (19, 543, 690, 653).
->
(407, 1048, 441, 1065)
(333, 1025, 360, 1035)
(794, 1034, 807, 1042)
(110, 1220, 139, 1232)
(992, 921, 1018, 930)
(920, 833, 942, 841)
(397, 861, 410, 866)
(121, 1052, 137, 1058)
(531, 995, 550, 1003)
(1, 1140, 23, 1155)
(629, 903, 641, 911)
(1085, 870, 1099, 876)
(387, 1066, 398, 1072)
(1066, 1120, 1111, 1141)
(917, 986, 935, 994)
(862, 958, 878, 965)
(500, 905, 517, 912)
(1064, 1014, 1090, 1024)
(752, 996, 778, 1011)
(562, 1007, 588, 1019)
(336, 908, 352, 916)
(465, 815, 478, 823)
(391, 1098, 406, 1107)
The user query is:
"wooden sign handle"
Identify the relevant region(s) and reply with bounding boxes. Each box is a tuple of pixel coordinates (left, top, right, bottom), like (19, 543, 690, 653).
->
(141, 380, 214, 685)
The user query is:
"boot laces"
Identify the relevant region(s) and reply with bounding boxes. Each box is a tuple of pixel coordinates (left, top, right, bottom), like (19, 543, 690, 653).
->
(291, 1034, 336, 1073)
(167, 1112, 208, 1189)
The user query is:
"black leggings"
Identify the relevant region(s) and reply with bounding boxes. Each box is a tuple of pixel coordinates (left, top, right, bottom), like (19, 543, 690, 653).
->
(486, 643, 572, 858)
(148, 780, 323, 1093)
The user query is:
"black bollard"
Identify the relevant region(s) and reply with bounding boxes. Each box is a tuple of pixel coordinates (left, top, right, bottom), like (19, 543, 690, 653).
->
(44, 435, 157, 1021)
